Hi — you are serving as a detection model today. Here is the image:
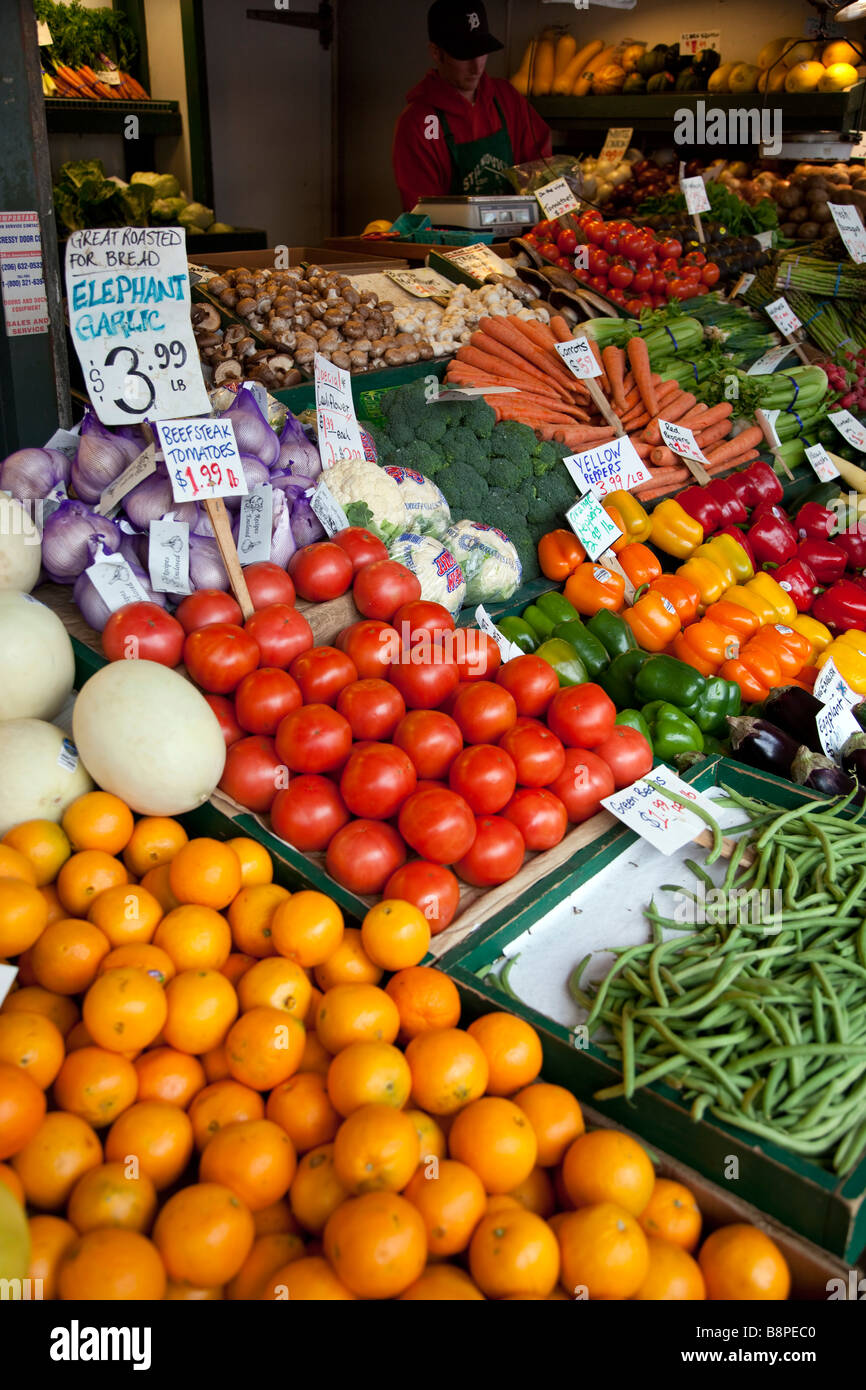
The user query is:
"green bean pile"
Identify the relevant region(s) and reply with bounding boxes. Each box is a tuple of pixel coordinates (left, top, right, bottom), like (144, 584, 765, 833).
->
(569, 786, 866, 1174)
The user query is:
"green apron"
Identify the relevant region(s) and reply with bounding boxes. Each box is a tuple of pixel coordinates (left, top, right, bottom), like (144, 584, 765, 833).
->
(437, 96, 515, 197)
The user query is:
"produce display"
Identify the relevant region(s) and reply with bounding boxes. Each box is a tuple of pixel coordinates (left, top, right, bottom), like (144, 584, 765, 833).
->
(392, 280, 551, 357)
(53, 161, 234, 238)
(36, 0, 150, 100)
(749, 160, 866, 239)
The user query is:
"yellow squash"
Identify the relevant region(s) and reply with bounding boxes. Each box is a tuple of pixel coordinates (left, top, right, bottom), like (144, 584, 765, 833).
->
(552, 38, 603, 94)
(573, 45, 621, 97)
(553, 32, 578, 81)
(511, 39, 537, 94)
(530, 35, 557, 95)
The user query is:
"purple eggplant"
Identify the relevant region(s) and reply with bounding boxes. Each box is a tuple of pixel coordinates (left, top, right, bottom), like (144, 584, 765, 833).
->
(842, 732, 866, 787)
(727, 716, 800, 778)
(762, 686, 824, 754)
(853, 700, 866, 733)
(791, 747, 857, 798)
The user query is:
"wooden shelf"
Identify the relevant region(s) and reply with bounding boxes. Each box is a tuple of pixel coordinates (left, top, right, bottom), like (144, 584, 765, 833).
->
(533, 87, 866, 140)
(44, 98, 182, 137)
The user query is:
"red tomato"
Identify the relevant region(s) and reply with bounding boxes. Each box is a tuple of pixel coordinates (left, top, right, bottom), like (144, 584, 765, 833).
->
(339, 743, 417, 820)
(270, 775, 350, 852)
(325, 820, 406, 895)
(244, 604, 313, 669)
(585, 219, 608, 247)
(548, 749, 615, 823)
(415, 779, 448, 794)
(183, 623, 259, 694)
(454, 816, 525, 887)
(668, 278, 696, 302)
(393, 710, 463, 779)
(535, 219, 560, 241)
(660, 258, 680, 275)
(499, 719, 566, 787)
(274, 703, 352, 774)
(218, 736, 283, 813)
(496, 655, 559, 718)
(388, 642, 459, 710)
(336, 679, 406, 741)
(234, 668, 302, 736)
(335, 619, 397, 679)
(102, 603, 185, 667)
(537, 241, 560, 263)
(289, 542, 353, 601)
(682, 250, 706, 267)
(595, 726, 653, 788)
(657, 238, 682, 261)
(451, 681, 517, 745)
(631, 266, 653, 294)
(391, 600, 454, 644)
(289, 645, 357, 706)
(546, 683, 616, 749)
(608, 260, 634, 290)
(587, 246, 610, 276)
(175, 590, 242, 635)
(353, 560, 421, 621)
(331, 526, 388, 573)
(557, 228, 578, 256)
(204, 694, 244, 748)
(397, 788, 476, 865)
(448, 744, 517, 815)
(502, 788, 568, 851)
(383, 862, 460, 935)
(701, 262, 721, 286)
(456, 630, 501, 683)
(242, 561, 296, 609)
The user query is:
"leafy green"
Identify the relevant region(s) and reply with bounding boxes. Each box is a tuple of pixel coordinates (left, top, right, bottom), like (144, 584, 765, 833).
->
(345, 501, 375, 530)
(640, 183, 780, 238)
(36, 1, 137, 70)
(179, 202, 214, 231)
(131, 172, 181, 200)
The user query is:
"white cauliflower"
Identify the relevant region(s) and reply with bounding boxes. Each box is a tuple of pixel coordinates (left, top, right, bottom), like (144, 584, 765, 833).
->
(322, 457, 406, 544)
(383, 466, 452, 538)
(443, 520, 522, 605)
(389, 532, 466, 615)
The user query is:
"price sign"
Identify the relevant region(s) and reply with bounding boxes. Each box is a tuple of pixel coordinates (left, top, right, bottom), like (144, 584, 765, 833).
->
(562, 435, 652, 499)
(148, 518, 191, 595)
(829, 409, 866, 452)
(602, 765, 722, 855)
(535, 178, 579, 220)
(0, 965, 16, 1007)
(386, 270, 443, 299)
(475, 605, 523, 662)
(805, 442, 840, 482)
(755, 230, 775, 250)
(310, 479, 350, 537)
(64, 227, 209, 425)
(94, 67, 122, 86)
(599, 127, 633, 164)
(758, 408, 781, 449)
(44, 423, 81, 458)
(237, 485, 274, 563)
(828, 204, 866, 263)
(85, 550, 150, 613)
(315, 354, 366, 468)
(817, 692, 861, 759)
(565, 490, 623, 562)
(728, 272, 755, 300)
(37, 20, 52, 44)
(747, 343, 797, 376)
(158, 418, 247, 503)
(679, 29, 721, 54)
(814, 656, 860, 707)
(440, 243, 510, 282)
(555, 336, 602, 380)
(96, 444, 158, 517)
(0, 211, 49, 337)
(658, 419, 710, 465)
(764, 297, 803, 337)
(680, 177, 711, 216)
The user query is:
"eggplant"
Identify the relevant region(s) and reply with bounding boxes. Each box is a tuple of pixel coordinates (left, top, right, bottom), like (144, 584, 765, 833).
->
(791, 747, 856, 798)
(842, 731, 866, 786)
(852, 700, 866, 733)
(761, 685, 825, 754)
(727, 716, 800, 778)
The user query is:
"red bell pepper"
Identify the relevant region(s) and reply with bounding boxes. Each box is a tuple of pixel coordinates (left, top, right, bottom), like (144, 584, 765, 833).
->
(835, 525, 866, 571)
(773, 558, 818, 613)
(720, 525, 755, 568)
(748, 508, 798, 566)
(812, 578, 866, 632)
(795, 501, 836, 543)
(742, 460, 783, 510)
(723, 466, 760, 511)
(704, 478, 748, 527)
(797, 538, 847, 585)
(676, 485, 723, 535)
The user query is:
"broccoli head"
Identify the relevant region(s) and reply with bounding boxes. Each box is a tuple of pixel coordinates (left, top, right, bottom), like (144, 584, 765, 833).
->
(398, 441, 446, 478)
(531, 439, 564, 477)
(440, 425, 487, 472)
(459, 395, 496, 439)
(490, 419, 537, 465)
(438, 461, 488, 519)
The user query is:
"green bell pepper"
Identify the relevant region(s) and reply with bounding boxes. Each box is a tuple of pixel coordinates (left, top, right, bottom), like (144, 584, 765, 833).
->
(536, 591, 581, 627)
(691, 676, 742, 735)
(599, 649, 651, 708)
(641, 701, 704, 760)
(522, 604, 556, 643)
(534, 638, 588, 688)
(497, 616, 538, 654)
(634, 654, 706, 717)
(587, 609, 637, 659)
(553, 619, 608, 680)
(615, 708, 652, 748)
(701, 734, 728, 757)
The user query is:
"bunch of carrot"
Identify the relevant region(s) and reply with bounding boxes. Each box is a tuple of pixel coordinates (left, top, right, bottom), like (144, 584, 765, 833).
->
(49, 64, 149, 100)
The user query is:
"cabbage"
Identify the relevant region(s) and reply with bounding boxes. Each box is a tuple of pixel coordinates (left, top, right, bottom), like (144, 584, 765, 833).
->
(179, 202, 214, 231)
(151, 196, 187, 222)
(443, 520, 522, 604)
(389, 532, 466, 616)
(208, 222, 235, 234)
(383, 467, 451, 539)
(131, 171, 181, 199)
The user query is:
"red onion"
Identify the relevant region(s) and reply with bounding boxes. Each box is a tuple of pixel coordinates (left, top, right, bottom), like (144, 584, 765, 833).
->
(41, 500, 122, 582)
(0, 447, 69, 501)
(222, 391, 279, 468)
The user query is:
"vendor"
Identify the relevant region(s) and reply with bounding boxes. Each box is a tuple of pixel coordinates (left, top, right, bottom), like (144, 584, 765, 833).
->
(393, 0, 552, 211)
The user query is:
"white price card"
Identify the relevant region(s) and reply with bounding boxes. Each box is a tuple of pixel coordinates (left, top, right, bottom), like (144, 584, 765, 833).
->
(64, 227, 209, 425)
(829, 409, 866, 452)
(158, 417, 247, 503)
(764, 296, 803, 337)
(475, 605, 523, 663)
(42, 481, 68, 523)
(44, 423, 81, 458)
(828, 203, 866, 263)
(563, 434, 652, 499)
(85, 550, 150, 613)
(94, 68, 122, 86)
(535, 178, 579, 220)
(148, 518, 191, 595)
(37, 20, 52, 44)
(817, 692, 862, 759)
(728, 272, 755, 300)
(96, 444, 158, 516)
(658, 418, 710, 464)
(680, 177, 711, 216)
(602, 765, 723, 856)
(599, 127, 633, 164)
(315, 353, 366, 468)
(0, 964, 17, 1007)
(555, 336, 602, 380)
(237, 484, 274, 564)
(747, 343, 797, 376)
(565, 491, 623, 562)
(757, 408, 781, 449)
(679, 29, 721, 54)
(386, 270, 441, 299)
(440, 243, 510, 282)
(805, 442, 840, 482)
(814, 656, 860, 707)
(574, 246, 589, 271)
(755, 230, 774, 250)
(0, 211, 49, 337)
(310, 478, 350, 537)
(241, 379, 269, 416)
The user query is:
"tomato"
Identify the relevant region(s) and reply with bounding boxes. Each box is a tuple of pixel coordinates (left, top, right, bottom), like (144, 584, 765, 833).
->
(274, 703, 352, 774)
(557, 229, 578, 256)
(102, 603, 185, 667)
(336, 618, 396, 679)
(242, 561, 296, 609)
(587, 246, 610, 276)
(495, 654, 559, 718)
(288, 542, 353, 601)
(448, 744, 517, 815)
(336, 678, 406, 741)
(393, 710, 463, 779)
(546, 683, 616, 749)
(244, 604, 313, 669)
(183, 623, 259, 694)
(548, 749, 615, 823)
(454, 816, 524, 887)
(585, 219, 608, 247)
(680, 264, 703, 282)
(657, 238, 682, 261)
(606, 287, 626, 307)
(388, 641, 459, 710)
(594, 726, 653, 788)
(289, 645, 358, 706)
(631, 266, 653, 294)
(668, 277, 697, 301)
(270, 775, 350, 852)
(701, 262, 721, 286)
(587, 275, 608, 293)
(683, 250, 706, 268)
(339, 743, 417, 820)
(175, 590, 242, 635)
(625, 297, 646, 317)
(502, 788, 568, 851)
(391, 600, 454, 644)
(451, 681, 517, 745)
(499, 718, 566, 788)
(578, 209, 603, 229)
(204, 694, 244, 748)
(218, 735, 283, 813)
(535, 219, 560, 241)
(660, 258, 680, 275)
(456, 630, 501, 683)
(384, 861, 460, 935)
(325, 820, 406, 896)
(608, 260, 634, 290)
(651, 271, 669, 296)
(331, 526, 388, 573)
(397, 787, 476, 865)
(353, 560, 421, 621)
(537, 241, 560, 262)
(234, 668, 302, 736)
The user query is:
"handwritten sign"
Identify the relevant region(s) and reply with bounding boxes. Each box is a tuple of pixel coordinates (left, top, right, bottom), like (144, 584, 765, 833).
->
(96, 444, 158, 517)
(314, 354, 366, 468)
(562, 435, 652, 499)
(566, 491, 622, 562)
(0, 211, 49, 336)
(535, 178, 579, 220)
(85, 549, 150, 613)
(814, 656, 860, 707)
(680, 177, 711, 216)
(747, 343, 797, 376)
(386, 270, 443, 299)
(475, 605, 523, 663)
(817, 692, 861, 759)
(599, 128, 633, 164)
(805, 442, 840, 482)
(728, 272, 755, 300)
(764, 297, 803, 338)
(310, 478, 350, 537)
(755, 230, 774, 250)
(829, 204, 866, 263)
(556, 336, 602, 380)
(237, 485, 274, 563)
(602, 766, 721, 855)
(148, 518, 190, 594)
(158, 418, 246, 503)
(658, 419, 710, 465)
(440, 244, 511, 283)
(679, 29, 721, 54)
(829, 409, 866, 452)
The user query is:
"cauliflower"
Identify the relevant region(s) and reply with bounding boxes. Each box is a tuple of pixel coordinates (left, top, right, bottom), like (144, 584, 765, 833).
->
(179, 202, 214, 231)
(388, 532, 466, 616)
(323, 458, 406, 544)
(383, 466, 452, 539)
(443, 520, 522, 605)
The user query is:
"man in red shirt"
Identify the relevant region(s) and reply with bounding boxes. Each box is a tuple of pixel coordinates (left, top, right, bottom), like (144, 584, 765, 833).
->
(393, 0, 552, 211)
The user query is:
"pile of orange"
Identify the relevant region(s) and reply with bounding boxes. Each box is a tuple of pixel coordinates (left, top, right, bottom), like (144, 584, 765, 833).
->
(0, 791, 792, 1301)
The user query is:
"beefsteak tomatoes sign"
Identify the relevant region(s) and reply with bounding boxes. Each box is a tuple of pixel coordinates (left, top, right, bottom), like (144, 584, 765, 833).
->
(158, 418, 247, 503)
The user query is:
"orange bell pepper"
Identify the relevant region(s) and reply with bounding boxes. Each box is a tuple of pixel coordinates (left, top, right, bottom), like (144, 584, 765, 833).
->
(618, 542, 662, 589)
(623, 591, 681, 652)
(564, 563, 626, 616)
(703, 600, 760, 644)
(671, 632, 719, 678)
(738, 643, 783, 690)
(648, 574, 701, 626)
(749, 624, 811, 678)
(602, 504, 628, 554)
(797, 666, 819, 690)
(674, 619, 736, 676)
(719, 658, 770, 704)
(538, 529, 586, 582)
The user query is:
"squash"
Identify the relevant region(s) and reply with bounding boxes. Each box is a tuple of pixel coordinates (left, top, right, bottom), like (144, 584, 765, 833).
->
(676, 68, 702, 92)
(552, 38, 603, 94)
(728, 63, 760, 93)
(708, 62, 734, 93)
(592, 64, 626, 95)
(621, 43, 646, 74)
(646, 71, 675, 94)
(530, 36, 556, 95)
(511, 38, 536, 94)
(636, 49, 666, 79)
(819, 63, 859, 92)
(553, 32, 577, 81)
(623, 72, 646, 94)
(0, 495, 40, 594)
(757, 38, 792, 70)
(785, 61, 825, 93)
(783, 40, 816, 68)
(823, 40, 862, 68)
(0, 719, 93, 837)
(573, 45, 621, 96)
(0, 591, 75, 722)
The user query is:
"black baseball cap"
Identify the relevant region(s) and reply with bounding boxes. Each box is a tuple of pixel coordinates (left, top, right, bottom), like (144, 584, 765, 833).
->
(428, 1, 504, 59)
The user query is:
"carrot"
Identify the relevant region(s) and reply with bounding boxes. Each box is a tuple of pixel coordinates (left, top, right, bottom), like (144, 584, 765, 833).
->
(468, 331, 570, 392)
(451, 353, 566, 403)
(80, 65, 120, 98)
(549, 315, 574, 344)
(704, 427, 763, 466)
(602, 346, 628, 412)
(649, 446, 681, 469)
(55, 64, 90, 95)
(491, 400, 576, 426)
(631, 440, 654, 459)
(640, 392, 697, 445)
(677, 402, 711, 428)
(459, 342, 569, 399)
(621, 371, 636, 396)
(586, 339, 611, 396)
(625, 336, 659, 417)
(686, 402, 733, 431)
(691, 419, 733, 451)
(620, 411, 650, 432)
(481, 317, 582, 395)
(509, 316, 561, 355)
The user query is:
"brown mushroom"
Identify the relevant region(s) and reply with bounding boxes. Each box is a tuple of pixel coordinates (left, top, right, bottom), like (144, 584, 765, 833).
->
(214, 360, 242, 382)
(206, 275, 228, 296)
(331, 349, 351, 369)
(220, 289, 239, 308)
(236, 296, 257, 318)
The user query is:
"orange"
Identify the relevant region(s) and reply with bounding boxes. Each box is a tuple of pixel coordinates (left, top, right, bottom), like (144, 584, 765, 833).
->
(313, 927, 381, 989)
(237, 956, 311, 1018)
(189, 1079, 265, 1151)
(639, 1178, 702, 1252)
(162, 968, 238, 1055)
(58, 1227, 165, 1300)
(226, 1231, 304, 1300)
(324, 1191, 426, 1299)
(221, 952, 256, 988)
(289, 1143, 348, 1234)
(56, 850, 128, 918)
(406, 1108, 446, 1164)
(272, 891, 344, 967)
(405, 1028, 489, 1116)
(0, 877, 48, 956)
(327, 1040, 411, 1117)
(260, 1254, 355, 1301)
(698, 1224, 791, 1301)
(634, 1236, 706, 1300)
(224, 1008, 305, 1091)
(253, 1199, 300, 1237)
(202, 1043, 230, 1083)
(0, 1061, 46, 1159)
(333, 1103, 419, 1195)
(134, 1047, 206, 1109)
(104, 1100, 194, 1190)
(508, 1165, 556, 1219)
(561, 1129, 655, 1216)
(385, 966, 460, 1039)
(87, 884, 164, 947)
(266, 1071, 340, 1152)
(469, 1208, 560, 1298)
(513, 1082, 585, 1167)
(123, 816, 188, 877)
(99, 942, 175, 985)
(0, 1162, 24, 1203)
(39, 883, 66, 926)
(404, 1157, 485, 1256)
(0, 843, 38, 885)
(153, 1181, 255, 1286)
(399, 1265, 485, 1300)
(64, 1021, 95, 1052)
(305, 984, 323, 1029)
(83, 966, 167, 1053)
(53, 1047, 138, 1128)
(0, 1010, 65, 1088)
(557, 1202, 649, 1300)
(449, 1097, 537, 1194)
(62, 791, 135, 856)
(467, 1012, 542, 1096)
(138, 864, 180, 914)
(226, 884, 289, 958)
(165, 1281, 223, 1300)
(30, 919, 111, 995)
(227, 837, 273, 887)
(200, 1118, 296, 1211)
(12, 1110, 102, 1209)
(154, 905, 232, 972)
(67, 1161, 158, 1235)
(27, 1214, 76, 1299)
(168, 838, 242, 911)
(486, 1193, 521, 1216)
(2, 985, 78, 1037)
(360, 899, 430, 970)
(15, 947, 37, 986)
(316, 983, 400, 1054)
(297, 1030, 331, 1077)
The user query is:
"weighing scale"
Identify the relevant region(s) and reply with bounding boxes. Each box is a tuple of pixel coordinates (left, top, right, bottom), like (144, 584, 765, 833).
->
(412, 194, 539, 237)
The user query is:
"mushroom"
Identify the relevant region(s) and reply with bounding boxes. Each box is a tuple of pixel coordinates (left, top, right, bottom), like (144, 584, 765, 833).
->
(349, 350, 369, 371)
(308, 321, 327, 340)
(236, 296, 257, 318)
(206, 276, 228, 296)
(236, 336, 257, 358)
(220, 289, 239, 308)
(319, 328, 343, 353)
(214, 360, 242, 382)
(331, 349, 351, 369)
(195, 331, 222, 351)
(192, 303, 221, 331)
(224, 324, 246, 345)
(268, 354, 296, 376)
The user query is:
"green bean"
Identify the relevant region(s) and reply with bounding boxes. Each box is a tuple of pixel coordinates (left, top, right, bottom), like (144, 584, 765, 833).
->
(643, 779, 723, 862)
(498, 956, 520, 999)
(593, 1053, 689, 1101)
(683, 859, 715, 890)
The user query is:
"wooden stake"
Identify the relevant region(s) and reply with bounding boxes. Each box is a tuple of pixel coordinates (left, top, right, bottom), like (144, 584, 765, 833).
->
(586, 378, 625, 436)
(600, 549, 636, 603)
(681, 453, 711, 486)
(755, 409, 794, 481)
(692, 212, 705, 245)
(204, 497, 254, 619)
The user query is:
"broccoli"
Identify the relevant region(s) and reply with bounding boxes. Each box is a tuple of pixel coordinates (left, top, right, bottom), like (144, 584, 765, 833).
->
(531, 439, 564, 477)
(440, 425, 487, 472)
(459, 396, 496, 439)
(414, 407, 450, 446)
(440, 462, 489, 518)
(398, 441, 445, 478)
(484, 486, 520, 536)
(490, 419, 537, 466)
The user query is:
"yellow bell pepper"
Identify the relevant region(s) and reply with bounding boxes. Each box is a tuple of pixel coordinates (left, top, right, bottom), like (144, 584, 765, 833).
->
(650, 499, 703, 560)
(837, 629, 866, 659)
(676, 557, 728, 609)
(603, 490, 651, 543)
(816, 643, 866, 695)
(746, 572, 797, 625)
(789, 614, 832, 663)
(694, 535, 754, 586)
(722, 584, 778, 627)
